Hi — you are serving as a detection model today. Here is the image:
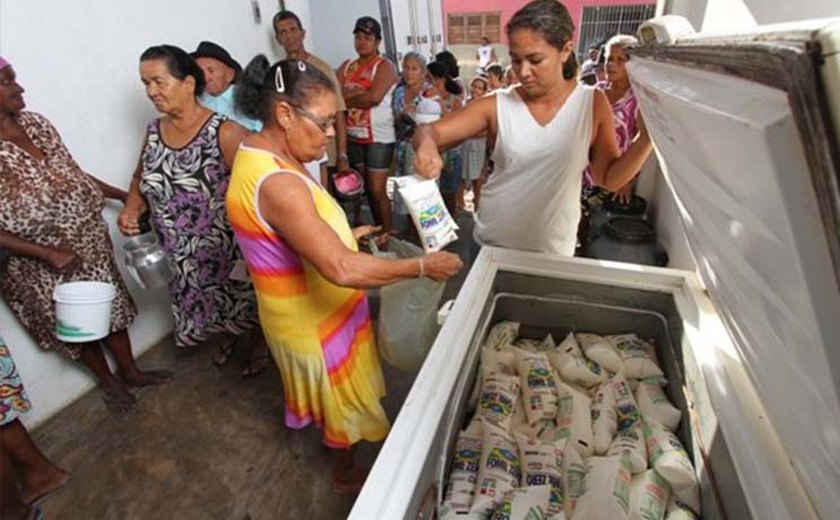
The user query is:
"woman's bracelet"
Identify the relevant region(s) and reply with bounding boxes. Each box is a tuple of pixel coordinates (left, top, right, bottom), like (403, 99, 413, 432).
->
(417, 257, 425, 278)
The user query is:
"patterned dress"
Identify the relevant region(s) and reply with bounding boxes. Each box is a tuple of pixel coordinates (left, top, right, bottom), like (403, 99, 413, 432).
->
(227, 146, 389, 448)
(0, 334, 31, 425)
(581, 87, 640, 212)
(0, 111, 136, 359)
(139, 113, 257, 347)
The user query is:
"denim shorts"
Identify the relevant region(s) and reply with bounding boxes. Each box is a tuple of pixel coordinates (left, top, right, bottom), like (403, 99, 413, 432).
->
(348, 142, 395, 171)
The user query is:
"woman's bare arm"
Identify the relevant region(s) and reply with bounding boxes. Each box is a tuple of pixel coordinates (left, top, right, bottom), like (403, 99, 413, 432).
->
(412, 94, 496, 178)
(259, 173, 461, 287)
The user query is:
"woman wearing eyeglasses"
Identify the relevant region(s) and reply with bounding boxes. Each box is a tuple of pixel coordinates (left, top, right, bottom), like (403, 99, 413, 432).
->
(118, 45, 268, 374)
(229, 56, 462, 493)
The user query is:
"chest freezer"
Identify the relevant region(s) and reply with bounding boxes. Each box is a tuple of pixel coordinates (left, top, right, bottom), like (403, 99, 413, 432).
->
(350, 16, 840, 520)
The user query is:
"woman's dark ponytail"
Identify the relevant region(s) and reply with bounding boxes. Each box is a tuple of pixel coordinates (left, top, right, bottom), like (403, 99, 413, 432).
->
(234, 55, 335, 125)
(445, 77, 462, 97)
(235, 55, 271, 121)
(427, 61, 462, 97)
(563, 52, 578, 80)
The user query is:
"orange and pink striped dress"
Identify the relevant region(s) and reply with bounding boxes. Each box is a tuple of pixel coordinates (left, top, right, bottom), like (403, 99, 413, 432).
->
(226, 145, 389, 448)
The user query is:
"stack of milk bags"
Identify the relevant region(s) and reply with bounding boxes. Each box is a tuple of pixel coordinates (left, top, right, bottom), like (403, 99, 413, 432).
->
(439, 321, 702, 520)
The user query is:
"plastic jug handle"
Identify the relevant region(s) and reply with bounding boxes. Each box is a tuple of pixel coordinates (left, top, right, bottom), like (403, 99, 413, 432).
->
(123, 254, 145, 289)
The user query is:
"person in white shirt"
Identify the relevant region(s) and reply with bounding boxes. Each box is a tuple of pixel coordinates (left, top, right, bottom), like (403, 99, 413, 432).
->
(475, 36, 498, 72)
(412, 0, 653, 256)
(580, 44, 601, 77)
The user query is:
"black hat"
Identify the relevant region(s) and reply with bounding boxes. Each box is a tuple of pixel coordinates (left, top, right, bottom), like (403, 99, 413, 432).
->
(191, 41, 242, 75)
(353, 16, 382, 40)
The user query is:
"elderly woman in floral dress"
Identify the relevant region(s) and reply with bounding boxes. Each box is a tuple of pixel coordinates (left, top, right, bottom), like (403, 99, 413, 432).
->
(118, 45, 268, 375)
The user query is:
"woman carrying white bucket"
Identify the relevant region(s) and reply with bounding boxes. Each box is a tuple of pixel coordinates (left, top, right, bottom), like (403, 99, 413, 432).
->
(0, 56, 172, 413)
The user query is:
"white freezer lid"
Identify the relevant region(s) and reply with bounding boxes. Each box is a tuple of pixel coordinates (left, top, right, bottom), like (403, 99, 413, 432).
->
(629, 17, 840, 518)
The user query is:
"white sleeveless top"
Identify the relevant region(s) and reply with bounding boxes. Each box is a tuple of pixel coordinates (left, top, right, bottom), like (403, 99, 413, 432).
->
(474, 85, 594, 255)
(477, 45, 494, 68)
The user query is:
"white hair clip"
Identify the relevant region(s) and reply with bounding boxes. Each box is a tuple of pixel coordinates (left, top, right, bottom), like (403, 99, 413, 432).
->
(275, 66, 285, 93)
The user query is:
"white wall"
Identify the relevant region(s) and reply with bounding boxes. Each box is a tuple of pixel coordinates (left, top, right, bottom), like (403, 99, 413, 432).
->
(0, 0, 291, 426)
(310, 0, 382, 68)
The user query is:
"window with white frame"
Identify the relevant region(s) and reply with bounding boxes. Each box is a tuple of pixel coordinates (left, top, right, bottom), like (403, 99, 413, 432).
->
(577, 4, 656, 60)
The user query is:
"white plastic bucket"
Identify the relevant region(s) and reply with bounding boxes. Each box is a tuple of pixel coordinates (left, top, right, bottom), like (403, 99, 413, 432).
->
(53, 282, 116, 342)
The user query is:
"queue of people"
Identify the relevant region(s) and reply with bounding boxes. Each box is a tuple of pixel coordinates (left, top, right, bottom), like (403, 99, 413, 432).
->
(0, 0, 652, 514)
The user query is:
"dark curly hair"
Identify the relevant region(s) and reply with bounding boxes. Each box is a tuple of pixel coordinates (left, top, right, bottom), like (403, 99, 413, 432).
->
(140, 45, 206, 97)
(506, 0, 578, 80)
(235, 55, 335, 124)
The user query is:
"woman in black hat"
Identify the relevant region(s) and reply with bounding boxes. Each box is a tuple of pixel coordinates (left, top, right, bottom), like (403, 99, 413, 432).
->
(192, 41, 261, 132)
(337, 16, 398, 233)
(118, 45, 269, 376)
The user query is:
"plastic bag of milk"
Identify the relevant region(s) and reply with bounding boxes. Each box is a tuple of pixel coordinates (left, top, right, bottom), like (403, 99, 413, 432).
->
(489, 485, 552, 520)
(591, 383, 618, 454)
(557, 332, 584, 358)
(441, 420, 484, 516)
(611, 371, 642, 431)
(477, 373, 520, 432)
(471, 422, 523, 516)
(636, 381, 681, 432)
(628, 469, 671, 520)
(483, 346, 517, 376)
(577, 333, 623, 373)
(608, 334, 663, 380)
(559, 357, 610, 389)
(573, 454, 633, 520)
(515, 348, 558, 425)
(644, 421, 697, 491)
(548, 336, 608, 389)
(665, 496, 699, 520)
(563, 441, 586, 519)
(515, 430, 566, 516)
(608, 422, 648, 474)
(671, 481, 700, 517)
(485, 321, 521, 351)
(394, 175, 459, 252)
(555, 380, 593, 457)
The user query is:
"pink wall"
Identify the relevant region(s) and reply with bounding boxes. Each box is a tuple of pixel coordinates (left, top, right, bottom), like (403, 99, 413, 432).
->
(443, 0, 655, 44)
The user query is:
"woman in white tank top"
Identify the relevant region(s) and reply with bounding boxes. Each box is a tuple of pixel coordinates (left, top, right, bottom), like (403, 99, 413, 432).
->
(412, 0, 654, 255)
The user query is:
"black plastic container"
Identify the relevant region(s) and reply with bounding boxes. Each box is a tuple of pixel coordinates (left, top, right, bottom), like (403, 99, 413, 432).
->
(585, 216, 669, 267)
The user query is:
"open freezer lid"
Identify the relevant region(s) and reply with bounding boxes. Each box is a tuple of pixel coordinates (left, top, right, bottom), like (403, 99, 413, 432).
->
(629, 17, 840, 518)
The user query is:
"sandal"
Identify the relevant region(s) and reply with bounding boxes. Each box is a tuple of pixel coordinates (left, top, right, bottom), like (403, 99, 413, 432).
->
(241, 353, 269, 378)
(330, 466, 369, 495)
(23, 470, 70, 508)
(212, 338, 236, 367)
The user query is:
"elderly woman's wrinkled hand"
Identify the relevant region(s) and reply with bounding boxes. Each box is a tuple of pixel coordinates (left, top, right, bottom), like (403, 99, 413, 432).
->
(422, 251, 463, 282)
(117, 207, 142, 236)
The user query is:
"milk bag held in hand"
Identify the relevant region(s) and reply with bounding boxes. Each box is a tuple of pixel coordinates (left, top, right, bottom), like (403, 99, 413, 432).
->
(394, 175, 459, 252)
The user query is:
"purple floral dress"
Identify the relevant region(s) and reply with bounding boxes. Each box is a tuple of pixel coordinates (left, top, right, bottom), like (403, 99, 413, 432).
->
(581, 87, 639, 207)
(140, 113, 257, 347)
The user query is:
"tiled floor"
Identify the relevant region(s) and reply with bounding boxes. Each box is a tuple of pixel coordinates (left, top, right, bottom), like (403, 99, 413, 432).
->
(32, 207, 477, 520)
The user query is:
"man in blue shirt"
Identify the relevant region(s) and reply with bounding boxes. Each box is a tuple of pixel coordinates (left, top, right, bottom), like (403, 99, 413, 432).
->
(192, 41, 261, 131)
